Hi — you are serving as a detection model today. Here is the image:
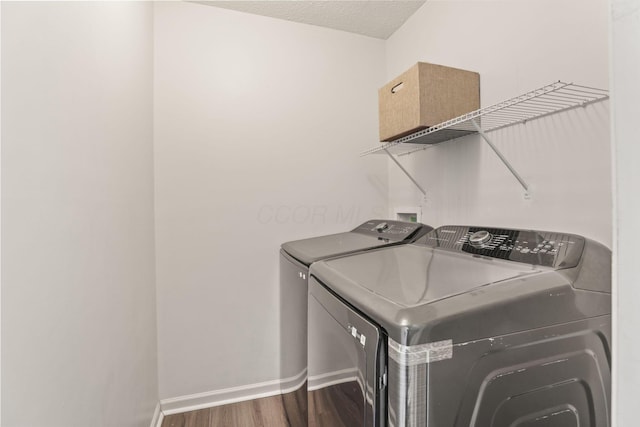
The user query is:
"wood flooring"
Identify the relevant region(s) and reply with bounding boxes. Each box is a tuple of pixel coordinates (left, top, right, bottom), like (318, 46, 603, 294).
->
(161, 382, 363, 427)
(162, 395, 291, 427)
(162, 387, 306, 427)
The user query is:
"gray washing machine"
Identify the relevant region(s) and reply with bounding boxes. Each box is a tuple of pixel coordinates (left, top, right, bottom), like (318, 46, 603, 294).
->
(308, 225, 611, 427)
(279, 220, 432, 426)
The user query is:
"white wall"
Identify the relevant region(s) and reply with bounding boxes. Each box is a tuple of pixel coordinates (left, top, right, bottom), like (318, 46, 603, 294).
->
(384, 0, 611, 247)
(611, 0, 640, 424)
(0, 3, 4, 422)
(1, 3, 158, 426)
(153, 2, 387, 401)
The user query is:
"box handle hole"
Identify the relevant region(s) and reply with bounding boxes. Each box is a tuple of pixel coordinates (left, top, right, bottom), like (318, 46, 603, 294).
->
(391, 82, 404, 94)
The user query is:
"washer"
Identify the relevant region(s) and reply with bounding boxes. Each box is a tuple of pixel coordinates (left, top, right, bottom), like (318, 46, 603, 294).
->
(279, 220, 432, 425)
(308, 225, 611, 427)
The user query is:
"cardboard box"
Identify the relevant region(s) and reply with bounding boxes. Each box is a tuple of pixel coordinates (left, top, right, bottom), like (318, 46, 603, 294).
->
(378, 62, 480, 142)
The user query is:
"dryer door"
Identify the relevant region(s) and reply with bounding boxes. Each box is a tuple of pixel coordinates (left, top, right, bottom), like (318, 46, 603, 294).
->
(308, 276, 386, 427)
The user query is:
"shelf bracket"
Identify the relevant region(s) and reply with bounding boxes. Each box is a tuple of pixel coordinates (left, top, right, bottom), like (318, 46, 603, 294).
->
(383, 148, 427, 196)
(470, 119, 531, 199)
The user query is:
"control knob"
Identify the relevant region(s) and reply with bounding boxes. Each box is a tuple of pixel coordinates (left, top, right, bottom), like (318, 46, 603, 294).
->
(469, 230, 492, 247)
(375, 222, 389, 233)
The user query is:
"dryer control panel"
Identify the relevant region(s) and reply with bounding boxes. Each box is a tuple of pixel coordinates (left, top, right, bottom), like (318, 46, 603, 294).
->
(352, 219, 428, 242)
(420, 225, 585, 269)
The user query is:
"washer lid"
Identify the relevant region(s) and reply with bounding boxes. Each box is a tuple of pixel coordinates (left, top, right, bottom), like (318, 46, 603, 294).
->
(281, 220, 428, 266)
(314, 244, 542, 309)
(282, 232, 396, 266)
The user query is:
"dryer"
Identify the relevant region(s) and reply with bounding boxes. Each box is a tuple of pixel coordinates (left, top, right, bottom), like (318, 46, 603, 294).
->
(279, 220, 432, 425)
(308, 225, 611, 426)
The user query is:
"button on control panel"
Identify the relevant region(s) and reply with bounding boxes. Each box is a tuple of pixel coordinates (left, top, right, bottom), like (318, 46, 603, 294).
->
(421, 226, 585, 268)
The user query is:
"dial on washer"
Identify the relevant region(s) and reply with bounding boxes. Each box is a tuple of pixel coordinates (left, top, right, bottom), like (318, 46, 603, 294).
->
(375, 222, 389, 232)
(469, 230, 492, 247)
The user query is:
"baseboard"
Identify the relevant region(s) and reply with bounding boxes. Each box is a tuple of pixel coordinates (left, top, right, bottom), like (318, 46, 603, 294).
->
(279, 368, 307, 394)
(159, 369, 306, 416)
(150, 402, 163, 427)
(308, 367, 358, 391)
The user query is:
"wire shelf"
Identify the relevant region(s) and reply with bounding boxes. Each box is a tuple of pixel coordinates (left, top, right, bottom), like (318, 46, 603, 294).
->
(362, 81, 609, 157)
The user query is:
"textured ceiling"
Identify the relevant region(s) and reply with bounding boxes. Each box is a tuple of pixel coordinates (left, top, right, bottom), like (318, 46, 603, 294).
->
(192, 1, 427, 40)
